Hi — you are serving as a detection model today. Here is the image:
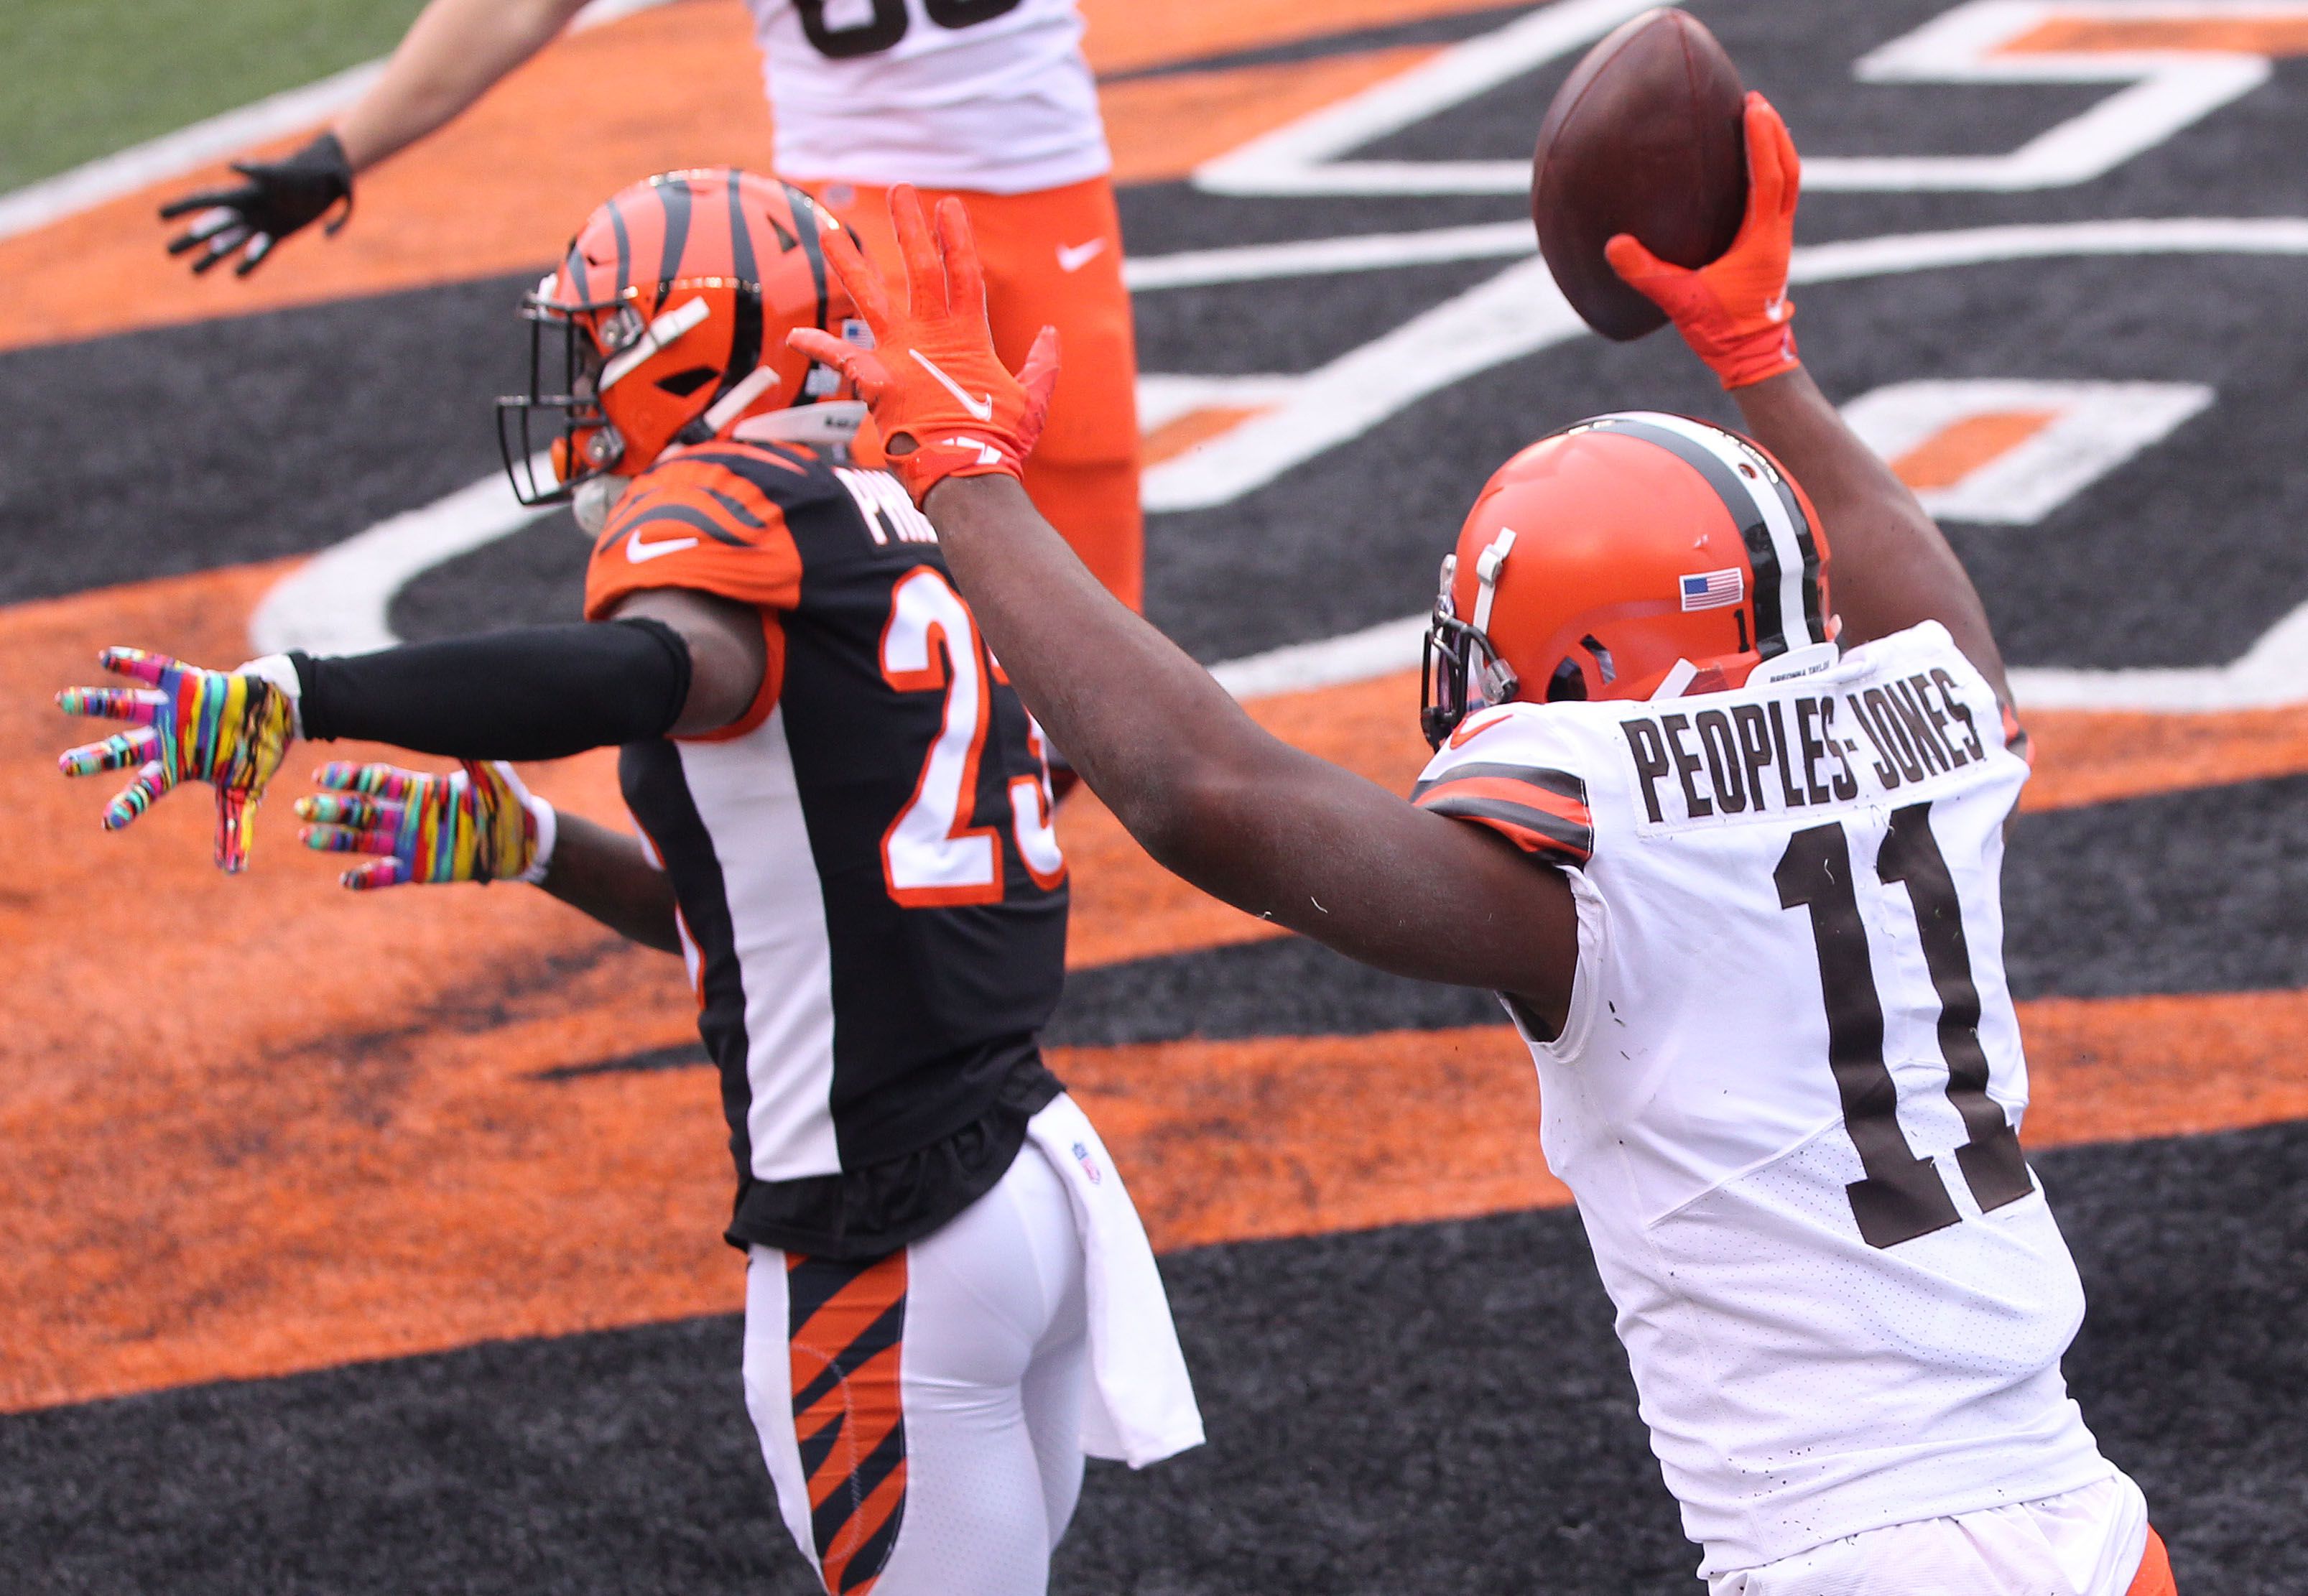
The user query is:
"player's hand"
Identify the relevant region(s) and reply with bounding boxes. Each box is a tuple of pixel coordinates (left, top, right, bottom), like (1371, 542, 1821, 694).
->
(786, 185, 1060, 506)
(157, 132, 354, 277)
(57, 648, 298, 872)
(1605, 93, 1800, 391)
(295, 759, 552, 891)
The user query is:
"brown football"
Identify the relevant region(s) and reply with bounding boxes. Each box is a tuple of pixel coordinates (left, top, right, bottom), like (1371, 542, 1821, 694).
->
(1532, 8, 1748, 341)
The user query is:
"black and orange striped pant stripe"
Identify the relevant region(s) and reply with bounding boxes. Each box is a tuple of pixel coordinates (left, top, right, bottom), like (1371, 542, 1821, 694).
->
(787, 1252, 909, 1595)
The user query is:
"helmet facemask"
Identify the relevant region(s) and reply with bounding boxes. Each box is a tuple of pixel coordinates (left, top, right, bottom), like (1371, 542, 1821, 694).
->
(1421, 552, 1521, 749)
(497, 277, 633, 508)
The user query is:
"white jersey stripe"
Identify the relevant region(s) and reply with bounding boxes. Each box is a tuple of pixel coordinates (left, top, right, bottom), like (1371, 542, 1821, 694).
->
(677, 708, 843, 1182)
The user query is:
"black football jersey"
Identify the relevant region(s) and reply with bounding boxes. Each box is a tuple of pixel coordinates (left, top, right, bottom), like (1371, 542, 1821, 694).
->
(585, 438, 1068, 1257)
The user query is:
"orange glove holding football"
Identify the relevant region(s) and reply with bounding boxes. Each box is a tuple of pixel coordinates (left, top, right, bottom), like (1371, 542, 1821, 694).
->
(789, 185, 1058, 506)
(1606, 93, 1802, 391)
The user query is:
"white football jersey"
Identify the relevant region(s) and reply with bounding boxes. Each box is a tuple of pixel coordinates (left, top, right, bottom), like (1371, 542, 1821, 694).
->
(1414, 622, 2111, 1576)
(747, 0, 1110, 193)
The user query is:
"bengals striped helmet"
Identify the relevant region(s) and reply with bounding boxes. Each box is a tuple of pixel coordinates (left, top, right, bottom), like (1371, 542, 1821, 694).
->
(1422, 412, 1837, 748)
(498, 168, 869, 513)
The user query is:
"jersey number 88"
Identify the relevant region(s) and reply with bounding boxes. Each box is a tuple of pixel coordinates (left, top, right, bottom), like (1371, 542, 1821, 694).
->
(795, 0, 1024, 60)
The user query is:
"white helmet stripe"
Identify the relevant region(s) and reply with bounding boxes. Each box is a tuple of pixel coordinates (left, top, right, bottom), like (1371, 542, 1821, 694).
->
(1590, 412, 1825, 653)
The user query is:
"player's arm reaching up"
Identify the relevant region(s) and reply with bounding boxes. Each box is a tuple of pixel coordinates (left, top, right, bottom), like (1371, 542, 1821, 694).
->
(160, 0, 588, 274)
(52, 586, 764, 955)
(788, 190, 1584, 1025)
(1605, 93, 2015, 711)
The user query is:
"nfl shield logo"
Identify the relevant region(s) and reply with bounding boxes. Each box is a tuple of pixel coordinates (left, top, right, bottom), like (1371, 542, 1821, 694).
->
(1071, 1140, 1104, 1184)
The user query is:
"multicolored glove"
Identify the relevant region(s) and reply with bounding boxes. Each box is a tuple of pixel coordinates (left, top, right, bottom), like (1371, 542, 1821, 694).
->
(787, 185, 1059, 506)
(1605, 93, 1802, 391)
(293, 759, 555, 891)
(57, 647, 298, 873)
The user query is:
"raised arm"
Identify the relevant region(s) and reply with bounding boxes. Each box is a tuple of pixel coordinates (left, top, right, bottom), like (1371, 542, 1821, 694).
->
(160, 0, 588, 274)
(788, 190, 1581, 1024)
(1606, 93, 2011, 704)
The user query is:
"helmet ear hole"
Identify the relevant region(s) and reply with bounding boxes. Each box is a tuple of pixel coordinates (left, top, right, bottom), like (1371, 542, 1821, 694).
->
(1547, 658, 1588, 702)
(1581, 634, 1617, 687)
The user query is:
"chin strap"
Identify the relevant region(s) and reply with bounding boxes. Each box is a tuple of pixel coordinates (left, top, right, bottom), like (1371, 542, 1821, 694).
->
(1470, 528, 1517, 636)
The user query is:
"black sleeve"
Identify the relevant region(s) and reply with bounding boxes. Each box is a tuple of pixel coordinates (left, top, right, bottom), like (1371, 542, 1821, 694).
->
(291, 618, 693, 761)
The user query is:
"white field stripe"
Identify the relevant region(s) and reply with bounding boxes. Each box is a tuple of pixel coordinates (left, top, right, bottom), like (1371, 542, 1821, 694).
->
(1141, 256, 1585, 513)
(1209, 614, 1433, 700)
(0, 0, 674, 243)
(1203, 606, 2308, 714)
(1123, 222, 1535, 293)
(247, 459, 558, 657)
(1193, 0, 1665, 199)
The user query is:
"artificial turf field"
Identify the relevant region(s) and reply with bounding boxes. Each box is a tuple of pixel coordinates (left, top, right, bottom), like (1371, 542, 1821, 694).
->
(6, 0, 2308, 1589)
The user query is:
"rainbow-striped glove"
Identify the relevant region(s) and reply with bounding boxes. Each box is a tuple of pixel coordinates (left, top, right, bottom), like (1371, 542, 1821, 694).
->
(294, 760, 556, 891)
(57, 646, 299, 873)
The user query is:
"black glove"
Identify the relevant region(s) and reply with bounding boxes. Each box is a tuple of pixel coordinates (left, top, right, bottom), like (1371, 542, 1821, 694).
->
(158, 131, 354, 277)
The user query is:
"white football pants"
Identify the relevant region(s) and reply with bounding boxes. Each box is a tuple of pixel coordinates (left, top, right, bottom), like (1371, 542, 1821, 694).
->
(1708, 1472, 2156, 1596)
(741, 1140, 1090, 1596)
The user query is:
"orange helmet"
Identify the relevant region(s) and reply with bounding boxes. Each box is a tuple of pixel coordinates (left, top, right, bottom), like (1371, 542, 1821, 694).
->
(497, 168, 869, 516)
(1421, 412, 1836, 748)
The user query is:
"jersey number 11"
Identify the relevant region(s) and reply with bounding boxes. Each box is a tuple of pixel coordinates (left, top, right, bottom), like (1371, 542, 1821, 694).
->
(1775, 802, 2035, 1248)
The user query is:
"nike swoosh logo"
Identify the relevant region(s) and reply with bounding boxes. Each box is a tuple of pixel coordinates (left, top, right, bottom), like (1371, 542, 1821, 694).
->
(909, 349, 993, 421)
(626, 529, 700, 563)
(1055, 238, 1107, 273)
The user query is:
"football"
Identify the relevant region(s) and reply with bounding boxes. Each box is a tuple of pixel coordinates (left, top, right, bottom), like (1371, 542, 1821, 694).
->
(1531, 7, 1749, 341)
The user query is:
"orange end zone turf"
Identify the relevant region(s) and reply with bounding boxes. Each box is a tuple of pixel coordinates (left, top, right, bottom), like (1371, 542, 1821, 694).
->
(0, 0, 1458, 354)
(12, 567, 2308, 1413)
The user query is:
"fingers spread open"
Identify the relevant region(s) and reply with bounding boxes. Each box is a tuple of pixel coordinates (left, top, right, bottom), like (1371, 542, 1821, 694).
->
(101, 763, 174, 830)
(888, 184, 946, 317)
(56, 685, 166, 725)
(934, 198, 986, 320)
(295, 791, 391, 829)
(816, 215, 891, 325)
(96, 646, 176, 686)
(787, 328, 889, 402)
(312, 761, 422, 799)
(340, 858, 413, 891)
(60, 727, 160, 777)
(157, 187, 246, 221)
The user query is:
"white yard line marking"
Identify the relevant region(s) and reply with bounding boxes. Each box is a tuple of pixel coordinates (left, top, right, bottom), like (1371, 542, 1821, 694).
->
(1192, 0, 2308, 199)
(1193, 0, 1666, 199)
(0, 0, 674, 243)
(1123, 222, 1534, 292)
(1838, 379, 2215, 524)
(247, 458, 557, 658)
(252, 216, 2308, 712)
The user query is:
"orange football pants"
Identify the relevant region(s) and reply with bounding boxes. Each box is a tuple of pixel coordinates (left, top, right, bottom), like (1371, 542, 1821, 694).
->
(805, 174, 1144, 611)
(2128, 1526, 2177, 1595)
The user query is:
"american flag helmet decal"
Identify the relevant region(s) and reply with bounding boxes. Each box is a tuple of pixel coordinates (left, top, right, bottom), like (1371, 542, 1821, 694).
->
(1680, 567, 1745, 611)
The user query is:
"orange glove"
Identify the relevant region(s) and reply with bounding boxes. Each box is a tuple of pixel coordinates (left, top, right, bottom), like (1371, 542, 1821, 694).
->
(1605, 93, 1801, 391)
(788, 185, 1059, 506)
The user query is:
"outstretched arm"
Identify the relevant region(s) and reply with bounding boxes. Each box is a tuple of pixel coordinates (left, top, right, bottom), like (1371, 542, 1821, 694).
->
(334, 0, 591, 172)
(159, 0, 587, 274)
(1608, 93, 2010, 705)
(789, 190, 1581, 1023)
(55, 588, 764, 872)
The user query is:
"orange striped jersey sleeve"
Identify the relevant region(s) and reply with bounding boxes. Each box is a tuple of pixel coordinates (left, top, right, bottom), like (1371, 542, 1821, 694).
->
(583, 450, 806, 621)
(1413, 760, 1595, 866)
